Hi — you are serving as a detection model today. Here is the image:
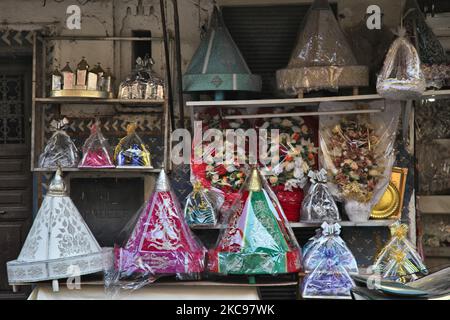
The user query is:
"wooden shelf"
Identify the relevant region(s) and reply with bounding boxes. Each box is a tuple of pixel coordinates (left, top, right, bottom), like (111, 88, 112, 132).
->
(33, 167, 162, 174)
(186, 89, 450, 108)
(34, 97, 165, 106)
(191, 220, 395, 230)
(417, 196, 450, 215)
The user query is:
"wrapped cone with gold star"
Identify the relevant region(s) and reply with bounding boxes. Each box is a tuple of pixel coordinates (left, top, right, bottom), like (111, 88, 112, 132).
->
(208, 167, 302, 275)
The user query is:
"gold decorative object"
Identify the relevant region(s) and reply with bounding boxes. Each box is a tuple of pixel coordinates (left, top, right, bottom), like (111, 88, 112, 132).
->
(50, 89, 109, 99)
(371, 167, 408, 219)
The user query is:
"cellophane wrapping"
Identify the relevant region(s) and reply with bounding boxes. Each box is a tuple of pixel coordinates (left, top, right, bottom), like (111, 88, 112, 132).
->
(208, 168, 302, 275)
(114, 123, 152, 168)
(373, 222, 428, 283)
(257, 114, 318, 221)
(78, 124, 114, 168)
(319, 100, 401, 221)
(277, 0, 367, 94)
(184, 181, 222, 227)
(38, 118, 79, 168)
(117, 56, 164, 100)
(191, 108, 250, 217)
(107, 170, 207, 291)
(301, 169, 340, 222)
(303, 222, 358, 274)
(377, 28, 426, 100)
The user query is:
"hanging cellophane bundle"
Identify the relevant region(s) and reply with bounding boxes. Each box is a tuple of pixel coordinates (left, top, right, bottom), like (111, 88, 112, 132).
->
(79, 123, 115, 168)
(208, 168, 302, 275)
(191, 108, 250, 216)
(377, 27, 426, 100)
(114, 123, 152, 168)
(184, 181, 223, 227)
(301, 222, 357, 299)
(319, 100, 400, 221)
(38, 118, 79, 168)
(117, 55, 164, 100)
(107, 170, 207, 291)
(373, 222, 428, 283)
(257, 113, 318, 222)
(301, 169, 340, 222)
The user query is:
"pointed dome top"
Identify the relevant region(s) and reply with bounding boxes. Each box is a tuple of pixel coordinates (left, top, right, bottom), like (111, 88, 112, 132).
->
(183, 6, 261, 92)
(248, 168, 262, 192)
(48, 168, 67, 196)
(155, 169, 170, 192)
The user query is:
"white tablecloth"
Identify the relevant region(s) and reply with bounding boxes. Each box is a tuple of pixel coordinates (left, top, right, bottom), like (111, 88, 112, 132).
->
(28, 284, 260, 300)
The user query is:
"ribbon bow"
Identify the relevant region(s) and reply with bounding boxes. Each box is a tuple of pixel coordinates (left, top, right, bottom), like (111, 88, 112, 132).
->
(390, 222, 408, 239)
(308, 169, 328, 184)
(321, 221, 341, 236)
(50, 118, 69, 131)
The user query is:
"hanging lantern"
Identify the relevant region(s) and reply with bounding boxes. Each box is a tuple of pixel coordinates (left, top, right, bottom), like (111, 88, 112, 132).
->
(276, 0, 368, 96)
(7, 169, 112, 288)
(114, 170, 207, 276)
(208, 168, 302, 275)
(75, 56, 89, 89)
(61, 62, 74, 90)
(183, 6, 261, 94)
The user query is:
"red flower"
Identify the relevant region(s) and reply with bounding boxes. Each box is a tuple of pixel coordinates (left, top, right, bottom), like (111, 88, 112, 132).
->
(215, 165, 227, 175)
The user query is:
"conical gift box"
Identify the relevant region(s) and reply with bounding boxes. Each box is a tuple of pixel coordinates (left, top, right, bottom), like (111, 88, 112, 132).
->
(79, 123, 115, 168)
(276, 0, 368, 95)
(183, 6, 261, 93)
(208, 168, 302, 275)
(7, 169, 112, 284)
(115, 170, 206, 275)
(373, 222, 428, 282)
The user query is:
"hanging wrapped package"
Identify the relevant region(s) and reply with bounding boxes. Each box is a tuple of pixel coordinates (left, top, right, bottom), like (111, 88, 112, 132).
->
(112, 170, 206, 288)
(184, 181, 222, 227)
(38, 118, 79, 168)
(303, 222, 358, 274)
(301, 169, 340, 222)
(208, 168, 302, 275)
(319, 100, 400, 222)
(79, 123, 115, 168)
(373, 222, 428, 283)
(7, 169, 112, 286)
(276, 0, 368, 95)
(114, 123, 152, 168)
(377, 28, 426, 100)
(301, 249, 355, 299)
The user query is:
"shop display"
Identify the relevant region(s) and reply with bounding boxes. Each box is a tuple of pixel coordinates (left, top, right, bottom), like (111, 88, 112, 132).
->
(113, 170, 206, 282)
(258, 114, 318, 221)
(76, 56, 89, 88)
(373, 222, 428, 283)
(301, 249, 355, 299)
(117, 56, 164, 100)
(208, 168, 302, 275)
(7, 169, 112, 286)
(183, 5, 261, 93)
(276, 0, 368, 95)
(184, 181, 221, 226)
(377, 28, 426, 100)
(51, 66, 62, 91)
(319, 100, 401, 221)
(61, 62, 74, 90)
(301, 169, 340, 222)
(79, 123, 115, 168)
(114, 123, 152, 168)
(303, 222, 358, 274)
(38, 118, 79, 169)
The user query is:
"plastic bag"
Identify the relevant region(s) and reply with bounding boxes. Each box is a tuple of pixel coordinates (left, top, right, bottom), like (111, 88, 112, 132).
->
(301, 169, 340, 222)
(117, 56, 164, 100)
(276, 0, 368, 94)
(372, 222, 428, 283)
(110, 170, 207, 290)
(184, 181, 222, 226)
(377, 28, 426, 100)
(114, 123, 152, 168)
(79, 123, 114, 168)
(301, 250, 355, 299)
(257, 114, 318, 221)
(303, 222, 358, 274)
(319, 100, 401, 221)
(38, 118, 79, 168)
(208, 168, 302, 275)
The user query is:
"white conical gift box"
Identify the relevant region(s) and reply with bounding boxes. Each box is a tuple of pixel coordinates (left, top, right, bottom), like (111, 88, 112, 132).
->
(7, 169, 112, 284)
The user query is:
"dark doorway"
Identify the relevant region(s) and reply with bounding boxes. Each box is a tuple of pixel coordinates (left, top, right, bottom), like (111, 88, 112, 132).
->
(0, 56, 33, 299)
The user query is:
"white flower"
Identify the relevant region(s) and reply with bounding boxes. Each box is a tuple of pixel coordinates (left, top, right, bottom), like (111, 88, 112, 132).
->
(281, 119, 293, 127)
(293, 167, 304, 179)
(291, 116, 304, 125)
(272, 118, 282, 124)
(226, 165, 236, 173)
(230, 122, 241, 129)
(285, 162, 295, 172)
(292, 126, 301, 133)
(284, 179, 299, 191)
(272, 164, 283, 175)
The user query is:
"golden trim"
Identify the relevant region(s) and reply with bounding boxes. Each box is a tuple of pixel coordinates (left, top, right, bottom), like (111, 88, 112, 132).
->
(372, 182, 400, 219)
(50, 89, 109, 99)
